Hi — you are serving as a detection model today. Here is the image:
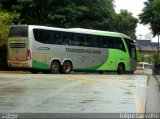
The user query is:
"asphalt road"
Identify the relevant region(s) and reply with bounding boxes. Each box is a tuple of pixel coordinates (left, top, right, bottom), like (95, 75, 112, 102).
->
(0, 73, 160, 118)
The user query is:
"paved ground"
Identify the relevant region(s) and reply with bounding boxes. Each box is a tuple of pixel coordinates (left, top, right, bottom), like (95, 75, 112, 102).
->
(0, 74, 149, 114)
(145, 75, 160, 113)
(156, 75, 160, 86)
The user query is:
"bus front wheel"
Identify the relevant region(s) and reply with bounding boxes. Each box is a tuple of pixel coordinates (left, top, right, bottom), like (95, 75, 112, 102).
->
(50, 61, 60, 74)
(62, 61, 72, 74)
(117, 64, 125, 74)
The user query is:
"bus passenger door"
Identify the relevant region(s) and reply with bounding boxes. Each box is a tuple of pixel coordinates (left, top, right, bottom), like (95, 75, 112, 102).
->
(32, 42, 50, 70)
(32, 29, 50, 70)
(130, 46, 137, 71)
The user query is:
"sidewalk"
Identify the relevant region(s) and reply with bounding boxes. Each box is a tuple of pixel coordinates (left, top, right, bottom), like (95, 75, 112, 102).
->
(146, 75, 160, 113)
(154, 75, 160, 90)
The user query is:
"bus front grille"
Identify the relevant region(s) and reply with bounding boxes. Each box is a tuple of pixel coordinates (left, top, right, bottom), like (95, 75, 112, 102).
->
(10, 43, 26, 48)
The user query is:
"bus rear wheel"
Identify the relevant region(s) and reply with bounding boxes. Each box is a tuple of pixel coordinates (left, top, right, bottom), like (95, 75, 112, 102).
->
(117, 64, 125, 74)
(62, 61, 72, 74)
(50, 61, 60, 74)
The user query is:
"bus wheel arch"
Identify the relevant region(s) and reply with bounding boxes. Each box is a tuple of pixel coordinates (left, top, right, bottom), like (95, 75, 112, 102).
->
(62, 60, 73, 74)
(117, 62, 125, 74)
(50, 59, 61, 74)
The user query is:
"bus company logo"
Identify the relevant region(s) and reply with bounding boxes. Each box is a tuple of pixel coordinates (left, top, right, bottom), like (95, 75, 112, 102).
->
(66, 48, 101, 54)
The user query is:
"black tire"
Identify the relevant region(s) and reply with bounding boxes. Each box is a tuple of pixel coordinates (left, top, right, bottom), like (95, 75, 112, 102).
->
(62, 61, 72, 74)
(117, 64, 125, 74)
(50, 61, 60, 74)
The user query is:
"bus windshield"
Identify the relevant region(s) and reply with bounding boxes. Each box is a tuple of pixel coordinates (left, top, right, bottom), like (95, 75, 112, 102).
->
(124, 38, 137, 60)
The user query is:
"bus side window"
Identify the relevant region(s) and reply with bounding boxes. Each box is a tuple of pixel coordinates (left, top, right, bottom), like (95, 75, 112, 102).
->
(40, 30, 47, 43)
(46, 31, 50, 44)
(108, 39, 114, 48)
(94, 36, 101, 48)
(62, 32, 70, 45)
(33, 29, 47, 43)
(70, 34, 77, 46)
(77, 35, 86, 46)
(46, 30, 54, 44)
(115, 38, 126, 52)
(86, 35, 94, 47)
(101, 37, 108, 48)
(54, 32, 62, 44)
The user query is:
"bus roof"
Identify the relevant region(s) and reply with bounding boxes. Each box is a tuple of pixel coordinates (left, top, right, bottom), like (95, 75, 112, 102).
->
(12, 25, 133, 40)
(68, 28, 132, 39)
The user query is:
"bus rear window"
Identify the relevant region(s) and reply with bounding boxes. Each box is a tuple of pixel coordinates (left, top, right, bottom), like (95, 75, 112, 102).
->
(9, 26, 28, 37)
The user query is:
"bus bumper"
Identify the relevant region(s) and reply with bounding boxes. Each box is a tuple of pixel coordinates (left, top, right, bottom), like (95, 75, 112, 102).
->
(8, 60, 32, 68)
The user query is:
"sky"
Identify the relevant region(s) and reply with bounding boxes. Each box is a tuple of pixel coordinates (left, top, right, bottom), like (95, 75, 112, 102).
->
(114, 0, 158, 42)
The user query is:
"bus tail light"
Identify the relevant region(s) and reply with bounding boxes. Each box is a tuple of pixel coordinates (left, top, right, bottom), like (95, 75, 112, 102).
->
(26, 49, 31, 60)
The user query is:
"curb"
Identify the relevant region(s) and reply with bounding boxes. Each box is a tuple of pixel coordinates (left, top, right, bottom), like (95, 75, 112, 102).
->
(0, 71, 31, 74)
(154, 75, 160, 90)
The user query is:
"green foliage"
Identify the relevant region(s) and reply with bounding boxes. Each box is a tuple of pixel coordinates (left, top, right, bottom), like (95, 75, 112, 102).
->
(1, 0, 137, 39)
(0, 11, 20, 47)
(153, 52, 160, 64)
(0, 10, 20, 69)
(137, 52, 145, 62)
(8, 0, 115, 29)
(145, 55, 152, 63)
(112, 10, 138, 39)
(137, 51, 154, 63)
(153, 52, 160, 74)
(0, 3, 2, 9)
(139, 0, 160, 36)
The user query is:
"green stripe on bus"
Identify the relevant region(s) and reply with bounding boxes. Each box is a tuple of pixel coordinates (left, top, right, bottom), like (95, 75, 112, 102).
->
(74, 49, 130, 71)
(33, 60, 49, 69)
(92, 33, 121, 37)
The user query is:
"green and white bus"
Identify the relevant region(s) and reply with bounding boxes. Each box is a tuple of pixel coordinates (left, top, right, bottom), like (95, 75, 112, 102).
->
(7, 25, 137, 74)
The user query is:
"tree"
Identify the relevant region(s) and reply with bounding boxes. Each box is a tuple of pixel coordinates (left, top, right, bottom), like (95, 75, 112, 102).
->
(1, 0, 138, 38)
(75, 0, 115, 30)
(0, 12, 19, 47)
(111, 10, 138, 39)
(139, 0, 160, 73)
(137, 51, 145, 62)
(139, 0, 160, 36)
(1, 0, 115, 29)
(0, 6, 19, 69)
(137, 51, 154, 64)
